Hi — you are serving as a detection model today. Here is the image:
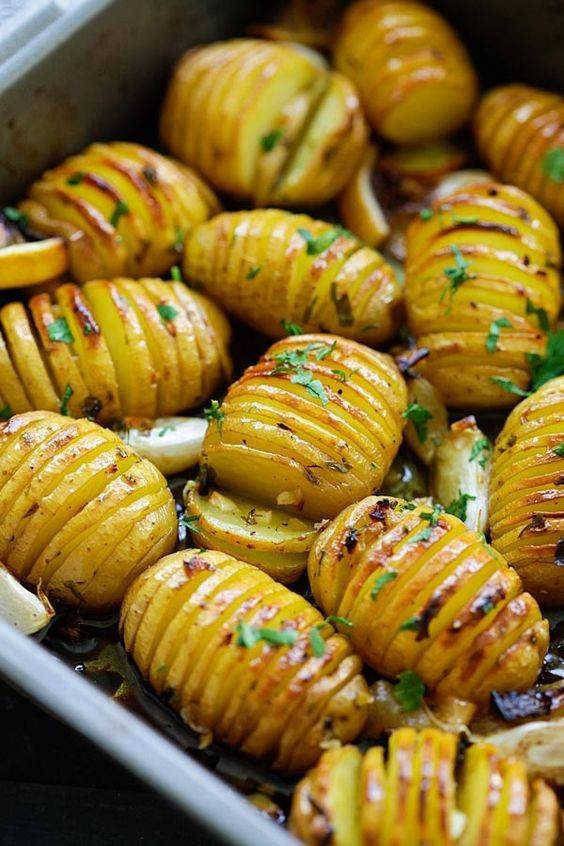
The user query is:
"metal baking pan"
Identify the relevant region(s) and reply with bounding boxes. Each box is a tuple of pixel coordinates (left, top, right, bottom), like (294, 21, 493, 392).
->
(0, 0, 562, 843)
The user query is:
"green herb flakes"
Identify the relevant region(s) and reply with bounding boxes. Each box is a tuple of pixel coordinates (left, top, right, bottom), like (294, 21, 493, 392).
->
(60, 384, 73, 416)
(157, 303, 179, 322)
(392, 670, 425, 712)
(486, 317, 512, 353)
(371, 570, 398, 600)
(109, 199, 129, 228)
(204, 399, 225, 433)
(402, 402, 432, 444)
(446, 490, 476, 522)
(260, 129, 284, 152)
(47, 317, 74, 345)
(542, 147, 564, 182)
(235, 621, 298, 649)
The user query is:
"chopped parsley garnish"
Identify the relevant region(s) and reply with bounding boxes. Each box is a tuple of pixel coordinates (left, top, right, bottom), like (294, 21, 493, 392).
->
(419, 208, 433, 221)
(170, 265, 182, 281)
(3, 206, 27, 226)
(552, 443, 564, 457)
(469, 437, 492, 469)
(409, 526, 433, 544)
(399, 615, 421, 632)
(235, 621, 298, 648)
(158, 425, 176, 437)
(402, 402, 432, 444)
(486, 317, 512, 353)
(325, 615, 353, 629)
(490, 376, 530, 397)
(542, 147, 564, 182)
(260, 129, 284, 152)
(298, 226, 348, 256)
(179, 513, 200, 532)
(330, 283, 354, 327)
(47, 317, 74, 345)
(331, 369, 348, 382)
(109, 199, 129, 228)
(419, 503, 443, 526)
(157, 303, 179, 322)
(392, 670, 425, 712)
(66, 171, 85, 186)
(280, 319, 303, 336)
(371, 570, 398, 600)
(439, 245, 472, 311)
(527, 330, 564, 390)
(272, 342, 335, 406)
(309, 626, 326, 658)
(452, 215, 478, 225)
(446, 490, 476, 522)
(526, 298, 550, 333)
(60, 384, 73, 416)
(204, 399, 225, 433)
(0, 404, 12, 420)
(172, 229, 185, 254)
(245, 265, 261, 280)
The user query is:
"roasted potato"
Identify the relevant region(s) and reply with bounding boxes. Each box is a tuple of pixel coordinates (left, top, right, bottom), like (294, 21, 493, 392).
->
(186, 334, 406, 580)
(0, 277, 231, 423)
(0, 411, 177, 609)
(0, 237, 68, 290)
(20, 142, 220, 283)
(337, 145, 390, 249)
(160, 39, 367, 206)
(120, 549, 370, 772)
(183, 209, 402, 345)
(405, 181, 562, 408)
(333, 0, 478, 143)
(290, 728, 558, 845)
(475, 84, 564, 228)
(489, 376, 564, 606)
(308, 496, 548, 706)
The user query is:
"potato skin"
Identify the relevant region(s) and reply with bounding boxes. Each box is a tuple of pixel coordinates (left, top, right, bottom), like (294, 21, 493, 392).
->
(475, 85, 564, 228)
(201, 334, 407, 522)
(405, 181, 561, 408)
(21, 142, 220, 283)
(489, 377, 564, 606)
(290, 729, 558, 845)
(0, 278, 231, 423)
(308, 496, 547, 705)
(160, 39, 367, 206)
(183, 209, 402, 345)
(0, 411, 176, 610)
(333, 0, 477, 144)
(120, 549, 370, 773)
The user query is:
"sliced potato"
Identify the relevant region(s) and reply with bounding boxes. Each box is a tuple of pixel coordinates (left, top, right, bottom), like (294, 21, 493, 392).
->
(184, 482, 319, 583)
(0, 238, 68, 289)
(338, 144, 390, 248)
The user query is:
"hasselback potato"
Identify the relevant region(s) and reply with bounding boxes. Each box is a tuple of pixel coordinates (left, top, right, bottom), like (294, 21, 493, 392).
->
(489, 377, 564, 606)
(20, 142, 220, 283)
(405, 181, 561, 408)
(333, 0, 477, 143)
(0, 410, 176, 609)
(475, 85, 564, 227)
(308, 496, 548, 705)
(183, 209, 402, 344)
(160, 39, 367, 206)
(120, 549, 370, 772)
(290, 728, 558, 845)
(185, 334, 406, 581)
(0, 277, 231, 423)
